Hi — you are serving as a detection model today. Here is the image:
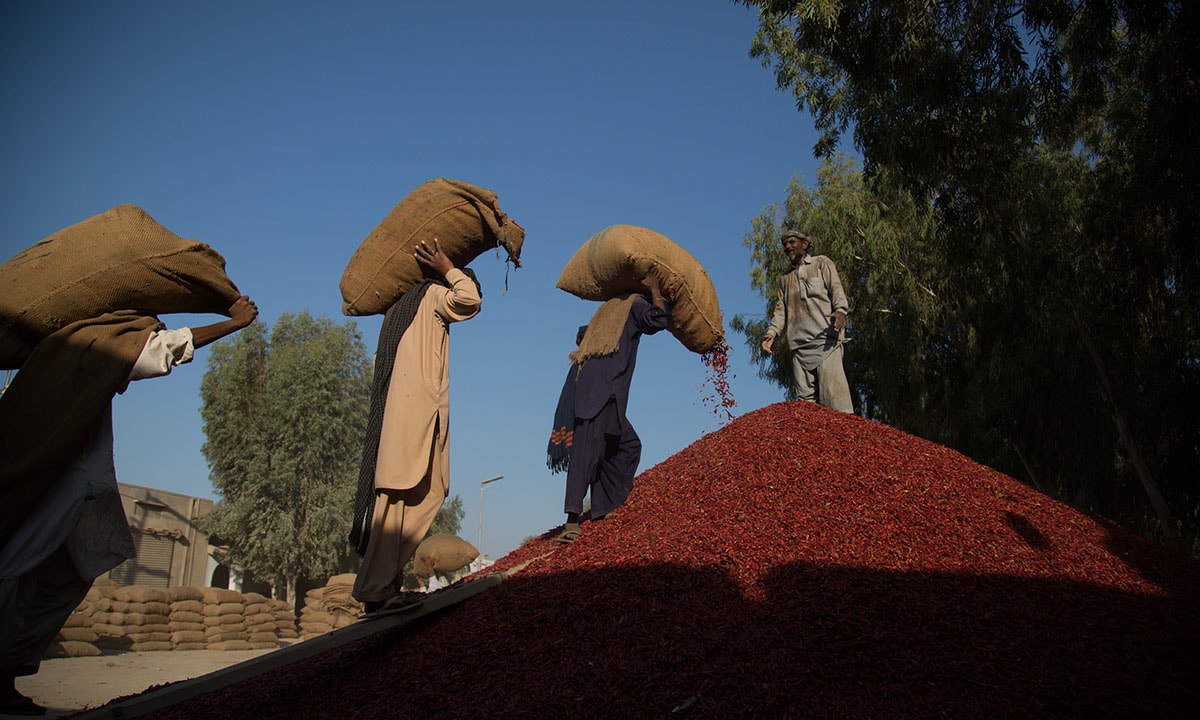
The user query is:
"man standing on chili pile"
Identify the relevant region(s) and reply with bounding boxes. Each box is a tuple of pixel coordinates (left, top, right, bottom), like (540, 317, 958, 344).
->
(761, 229, 854, 413)
(350, 239, 482, 617)
(547, 266, 670, 544)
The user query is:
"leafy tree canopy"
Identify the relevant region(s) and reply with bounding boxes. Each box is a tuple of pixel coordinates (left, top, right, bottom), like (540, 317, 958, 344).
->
(737, 0, 1198, 550)
(200, 311, 372, 595)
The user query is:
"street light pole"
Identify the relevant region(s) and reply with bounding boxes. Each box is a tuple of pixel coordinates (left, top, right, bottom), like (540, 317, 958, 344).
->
(478, 475, 503, 558)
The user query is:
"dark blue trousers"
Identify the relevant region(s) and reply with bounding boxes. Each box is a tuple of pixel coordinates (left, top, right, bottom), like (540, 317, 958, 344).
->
(563, 400, 641, 518)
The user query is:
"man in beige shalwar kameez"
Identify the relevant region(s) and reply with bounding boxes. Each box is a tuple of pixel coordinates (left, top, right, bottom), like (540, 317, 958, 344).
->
(351, 240, 481, 616)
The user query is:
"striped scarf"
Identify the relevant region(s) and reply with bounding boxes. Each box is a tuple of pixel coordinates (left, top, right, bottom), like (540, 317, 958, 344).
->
(349, 281, 434, 555)
(546, 362, 578, 474)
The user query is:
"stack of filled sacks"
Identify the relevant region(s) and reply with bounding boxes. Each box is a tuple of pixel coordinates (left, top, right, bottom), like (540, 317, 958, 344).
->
(90, 585, 172, 652)
(43, 578, 112, 658)
(202, 587, 250, 650)
(167, 586, 209, 650)
(273, 597, 299, 641)
(299, 574, 361, 639)
(43, 583, 302, 656)
(241, 593, 280, 650)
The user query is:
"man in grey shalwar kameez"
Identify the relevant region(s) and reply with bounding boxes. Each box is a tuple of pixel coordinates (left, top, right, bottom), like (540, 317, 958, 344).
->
(762, 229, 854, 413)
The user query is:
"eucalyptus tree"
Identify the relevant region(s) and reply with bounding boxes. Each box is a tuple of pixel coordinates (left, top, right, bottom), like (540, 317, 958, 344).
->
(737, 0, 1198, 549)
(200, 311, 372, 600)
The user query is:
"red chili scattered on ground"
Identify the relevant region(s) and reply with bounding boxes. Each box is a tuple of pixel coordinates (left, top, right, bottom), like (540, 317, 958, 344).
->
(136, 402, 1200, 720)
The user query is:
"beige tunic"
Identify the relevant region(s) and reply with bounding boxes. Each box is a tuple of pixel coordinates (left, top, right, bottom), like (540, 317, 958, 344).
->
(353, 270, 481, 603)
(767, 254, 849, 371)
(374, 268, 481, 491)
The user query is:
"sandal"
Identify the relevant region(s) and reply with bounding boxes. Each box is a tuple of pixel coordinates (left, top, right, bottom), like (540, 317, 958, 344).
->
(359, 593, 424, 620)
(556, 523, 582, 544)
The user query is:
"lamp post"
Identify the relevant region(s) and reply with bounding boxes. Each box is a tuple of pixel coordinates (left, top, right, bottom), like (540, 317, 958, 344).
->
(478, 475, 503, 558)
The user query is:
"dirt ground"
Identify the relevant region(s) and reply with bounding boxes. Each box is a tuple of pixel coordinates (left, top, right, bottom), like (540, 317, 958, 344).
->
(8, 645, 290, 718)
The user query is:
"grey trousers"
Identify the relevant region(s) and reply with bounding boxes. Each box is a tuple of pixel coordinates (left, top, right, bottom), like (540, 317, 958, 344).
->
(792, 343, 854, 413)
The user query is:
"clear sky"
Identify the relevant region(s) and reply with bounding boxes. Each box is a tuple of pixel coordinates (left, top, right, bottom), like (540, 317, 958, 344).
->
(1, 1, 824, 561)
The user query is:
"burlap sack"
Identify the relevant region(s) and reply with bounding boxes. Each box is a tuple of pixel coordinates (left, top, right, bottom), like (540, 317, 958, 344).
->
(246, 621, 277, 635)
(168, 586, 206, 603)
(170, 601, 204, 615)
(299, 621, 332, 636)
(202, 587, 244, 604)
(0, 204, 241, 368)
(413, 534, 479, 579)
(115, 586, 170, 604)
(58, 627, 99, 643)
(205, 630, 248, 644)
(340, 178, 524, 315)
(204, 602, 246, 617)
(556, 225, 724, 354)
(302, 610, 335, 626)
(45, 641, 102, 658)
(171, 631, 209, 645)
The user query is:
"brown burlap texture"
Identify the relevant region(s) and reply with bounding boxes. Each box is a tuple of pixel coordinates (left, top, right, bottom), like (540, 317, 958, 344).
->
(0, 204, 242, 369)
(0, 311, 161, 547)
(413, 533, 479, 578)
(340, 178, 525, 316)
(556, 224, 724, 354)
(570, 294, 640, 365)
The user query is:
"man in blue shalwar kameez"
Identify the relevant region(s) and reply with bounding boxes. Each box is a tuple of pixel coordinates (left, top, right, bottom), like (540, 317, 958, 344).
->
(547, 267, 669, 544)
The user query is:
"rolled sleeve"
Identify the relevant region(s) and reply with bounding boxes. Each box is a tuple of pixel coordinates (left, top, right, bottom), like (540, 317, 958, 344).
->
(128, 328, 195, 382)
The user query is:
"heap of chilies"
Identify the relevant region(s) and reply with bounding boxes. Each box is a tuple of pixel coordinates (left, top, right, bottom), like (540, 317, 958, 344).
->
(140, 402, 1200, 719)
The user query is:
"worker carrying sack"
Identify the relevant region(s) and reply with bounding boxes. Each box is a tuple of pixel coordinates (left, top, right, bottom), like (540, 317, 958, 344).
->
(340, 178, 524, 316)
(0, 204, 242, 369)
(556, 224, 724, 354)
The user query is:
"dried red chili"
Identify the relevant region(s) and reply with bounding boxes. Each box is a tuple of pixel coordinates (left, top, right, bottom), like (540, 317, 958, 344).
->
(137, 402, 1200, 720)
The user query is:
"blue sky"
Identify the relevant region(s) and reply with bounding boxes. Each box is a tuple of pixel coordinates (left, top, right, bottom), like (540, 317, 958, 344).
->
(1, 1, 825, 560)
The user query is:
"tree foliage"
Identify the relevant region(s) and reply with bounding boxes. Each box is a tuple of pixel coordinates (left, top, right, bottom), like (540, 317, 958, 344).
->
(200, 311, 372, 596)
(737, 0, 1199, 550)
(430, 494, 465, 538)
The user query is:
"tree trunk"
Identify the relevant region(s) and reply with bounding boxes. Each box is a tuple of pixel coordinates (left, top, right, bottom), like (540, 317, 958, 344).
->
(1072, 313, 1182, 550)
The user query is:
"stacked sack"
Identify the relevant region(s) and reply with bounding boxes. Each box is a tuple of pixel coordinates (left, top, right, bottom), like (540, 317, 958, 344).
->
(92, 585, 172, 652)
(43, 583, 302, 657)
(273, 597, 299, 641)
(167, 586, 209, 650)
(241, 593, 280, 650)
(298, 574, 362, 639)
(202, 587, 250, 651)
(44, 578, 112, 658)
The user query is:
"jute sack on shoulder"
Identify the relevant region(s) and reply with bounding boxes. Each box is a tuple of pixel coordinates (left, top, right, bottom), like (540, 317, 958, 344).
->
(340, 178, 524, 316)
(0, 204, 242, 369)
(556, 225, 723, 354)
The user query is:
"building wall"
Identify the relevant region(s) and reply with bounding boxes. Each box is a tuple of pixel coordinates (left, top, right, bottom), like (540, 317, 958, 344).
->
(107, 482, 214, 588)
